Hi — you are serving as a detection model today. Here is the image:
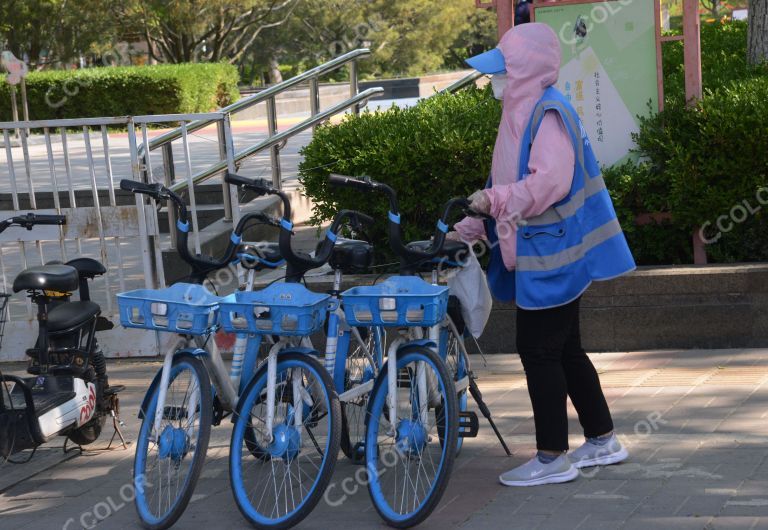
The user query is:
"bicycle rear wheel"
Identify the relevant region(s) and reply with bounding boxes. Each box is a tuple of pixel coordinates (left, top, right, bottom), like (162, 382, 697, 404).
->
(230, 352, 340, 529)
(438, 315, 470, 456)
(340, 326, 381, 462)
(365, 345, 458, 528)
(134, 353, 212, 530)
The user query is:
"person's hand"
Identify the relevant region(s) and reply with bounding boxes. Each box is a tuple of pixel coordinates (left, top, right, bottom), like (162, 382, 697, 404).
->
(446, 231, 463, 242)
(468, 190, 491, 215)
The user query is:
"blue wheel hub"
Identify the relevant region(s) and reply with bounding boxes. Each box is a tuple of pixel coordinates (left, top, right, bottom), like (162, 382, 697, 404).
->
(395, 419, 427, 457)
(268, 424, 301, 461)
(158, 425, 188, 461)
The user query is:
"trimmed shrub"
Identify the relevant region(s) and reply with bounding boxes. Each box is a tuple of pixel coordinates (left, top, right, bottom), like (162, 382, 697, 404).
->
(0, 63, 240, 121)
(618, 74, 768, 263)
(662, 21, 767, 102)
(300, 86, 500, 250)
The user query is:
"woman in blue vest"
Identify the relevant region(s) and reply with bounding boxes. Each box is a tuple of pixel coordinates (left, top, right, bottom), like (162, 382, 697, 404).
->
(450, 23, 636, 486)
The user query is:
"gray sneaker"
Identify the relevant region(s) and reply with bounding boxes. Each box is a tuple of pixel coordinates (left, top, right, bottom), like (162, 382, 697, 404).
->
(568, 434, 628, 469)
(499, 454, 579, 487)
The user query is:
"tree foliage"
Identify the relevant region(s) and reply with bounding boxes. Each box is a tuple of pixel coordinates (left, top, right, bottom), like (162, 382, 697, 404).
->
(124, 0, 300, 64)
(246, 0, 481, 81)
(0, 0, 119, 68)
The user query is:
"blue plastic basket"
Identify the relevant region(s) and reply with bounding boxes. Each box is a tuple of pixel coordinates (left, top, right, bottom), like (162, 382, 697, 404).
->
(117, 283, 221, 335)
(342, 276, 449, 327)
(219, 283, 331, 336)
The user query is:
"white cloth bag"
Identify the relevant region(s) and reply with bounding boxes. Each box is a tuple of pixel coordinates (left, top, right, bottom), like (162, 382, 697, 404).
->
(447, 245, 492, 338)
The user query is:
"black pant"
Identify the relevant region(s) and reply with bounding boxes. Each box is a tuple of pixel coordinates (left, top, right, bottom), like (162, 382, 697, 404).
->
(516, 297, 613, 452)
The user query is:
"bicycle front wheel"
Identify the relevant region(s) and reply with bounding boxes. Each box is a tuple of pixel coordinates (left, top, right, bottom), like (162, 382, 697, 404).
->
(134, 353, 212, 530)
(365, 345, 458, 528)
(230, 352, 341, 529)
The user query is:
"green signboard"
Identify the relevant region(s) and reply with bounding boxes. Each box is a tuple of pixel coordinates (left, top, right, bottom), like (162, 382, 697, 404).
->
(534, 0, 660, 166)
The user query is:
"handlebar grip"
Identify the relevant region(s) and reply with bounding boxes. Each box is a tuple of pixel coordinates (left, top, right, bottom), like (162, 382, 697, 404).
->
(225, 172, 273, 194)
(328, 174, 374, 192)
(353, 212, 375, 226)
(120, 179, 154, 194)
(31, 214, 66, 225)
(224, 172, 255, 188)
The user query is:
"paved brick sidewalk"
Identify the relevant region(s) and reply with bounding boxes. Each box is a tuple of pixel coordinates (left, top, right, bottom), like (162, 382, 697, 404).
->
(1, 348, 767, 529)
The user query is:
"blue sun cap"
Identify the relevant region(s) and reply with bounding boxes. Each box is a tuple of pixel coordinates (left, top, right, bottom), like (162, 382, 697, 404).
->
(465, 47, 506, 74)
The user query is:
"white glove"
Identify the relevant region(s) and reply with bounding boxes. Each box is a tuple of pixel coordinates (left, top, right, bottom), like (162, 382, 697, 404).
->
(468, 190, 491, 215)
(446, 231, 463, 242)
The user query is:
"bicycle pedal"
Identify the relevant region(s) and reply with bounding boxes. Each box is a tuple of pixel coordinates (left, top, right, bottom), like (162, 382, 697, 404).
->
(458, 411, 479, 438)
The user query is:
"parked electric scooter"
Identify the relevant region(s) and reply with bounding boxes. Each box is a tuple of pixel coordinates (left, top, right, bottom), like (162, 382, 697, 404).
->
(0, 213, 124, 461)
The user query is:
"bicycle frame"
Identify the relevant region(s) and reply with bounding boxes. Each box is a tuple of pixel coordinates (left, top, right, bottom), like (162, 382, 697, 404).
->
(325, 269, 383, 401)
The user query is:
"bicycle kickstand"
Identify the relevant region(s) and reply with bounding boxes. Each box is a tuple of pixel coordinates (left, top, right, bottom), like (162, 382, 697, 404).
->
(467, 372, 512, 456)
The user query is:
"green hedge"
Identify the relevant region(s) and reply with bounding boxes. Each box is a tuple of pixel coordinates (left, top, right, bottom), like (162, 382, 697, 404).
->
(605, 74, 768, 264)
(301, 86, 500, 252)
(607, 20, 768, 264)
(662, 21, 765, 103)
(0, 63, 240, 121)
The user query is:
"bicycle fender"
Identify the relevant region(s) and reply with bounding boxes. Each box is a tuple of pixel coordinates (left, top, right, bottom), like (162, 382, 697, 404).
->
(138, 348, 208, 420)
(398, 339, 436, 352)
(233, 347, 322, 420)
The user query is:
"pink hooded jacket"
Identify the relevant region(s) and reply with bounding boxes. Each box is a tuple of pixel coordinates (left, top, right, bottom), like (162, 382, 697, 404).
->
(455, 23, 575, 270)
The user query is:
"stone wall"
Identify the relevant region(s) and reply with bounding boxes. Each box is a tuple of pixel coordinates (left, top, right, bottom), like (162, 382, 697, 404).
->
(282, 264, 768, 353)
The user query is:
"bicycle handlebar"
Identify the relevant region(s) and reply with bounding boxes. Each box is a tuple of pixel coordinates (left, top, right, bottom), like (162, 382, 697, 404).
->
(329, 174, 468, 264)
(228, 172, 373, 280)
(0, 213, 67, 234)
(121, 178, 280, 279)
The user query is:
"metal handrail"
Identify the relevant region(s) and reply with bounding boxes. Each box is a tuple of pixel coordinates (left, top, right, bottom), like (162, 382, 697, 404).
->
(167, 87, 384, 193)
(439, 70, 485, 94)
(141, 48, 372, 154)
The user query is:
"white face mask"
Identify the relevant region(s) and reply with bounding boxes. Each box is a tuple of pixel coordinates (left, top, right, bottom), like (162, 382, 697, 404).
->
(490, 73, 507, 100)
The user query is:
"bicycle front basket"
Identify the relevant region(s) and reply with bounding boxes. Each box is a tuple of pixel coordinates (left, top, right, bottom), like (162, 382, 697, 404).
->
(342, 276, 449, 327)
(219, 283, 331, 336)
(117, 283, 221, 335)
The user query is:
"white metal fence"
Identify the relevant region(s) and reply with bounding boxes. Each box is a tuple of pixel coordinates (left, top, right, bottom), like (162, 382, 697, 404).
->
(0, 113, 235, 360)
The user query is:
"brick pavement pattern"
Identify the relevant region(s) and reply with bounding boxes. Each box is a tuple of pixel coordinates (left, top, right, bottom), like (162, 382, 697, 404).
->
(1, 349, 767, 529)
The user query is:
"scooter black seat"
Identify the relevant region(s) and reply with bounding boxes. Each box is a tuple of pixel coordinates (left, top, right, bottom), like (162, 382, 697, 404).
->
(406, 240, 470, 267)
(48, 301, 101, 332)
(66, 258, 106, 278)
(13, 265, 79, 293)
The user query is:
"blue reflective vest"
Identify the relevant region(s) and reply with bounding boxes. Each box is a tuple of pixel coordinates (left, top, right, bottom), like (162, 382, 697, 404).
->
(485, 86, 635, 310)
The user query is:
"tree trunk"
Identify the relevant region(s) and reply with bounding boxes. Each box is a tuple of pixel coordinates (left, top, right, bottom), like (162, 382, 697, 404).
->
(748, 0, 768, 65)
(702, 0, 721, 19)
(267, 54, 283, 84)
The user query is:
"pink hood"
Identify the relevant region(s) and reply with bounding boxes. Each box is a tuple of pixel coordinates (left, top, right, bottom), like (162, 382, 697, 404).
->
(491, 23, 561, 185)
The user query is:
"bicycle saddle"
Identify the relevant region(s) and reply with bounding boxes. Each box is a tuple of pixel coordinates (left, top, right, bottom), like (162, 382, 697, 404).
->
(13, 265, 79, 293)
(316, 238, 373, 274)
(237, 241, 283, 268)
(406, 240, 470, 268)
(66, 257, 106, 278)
